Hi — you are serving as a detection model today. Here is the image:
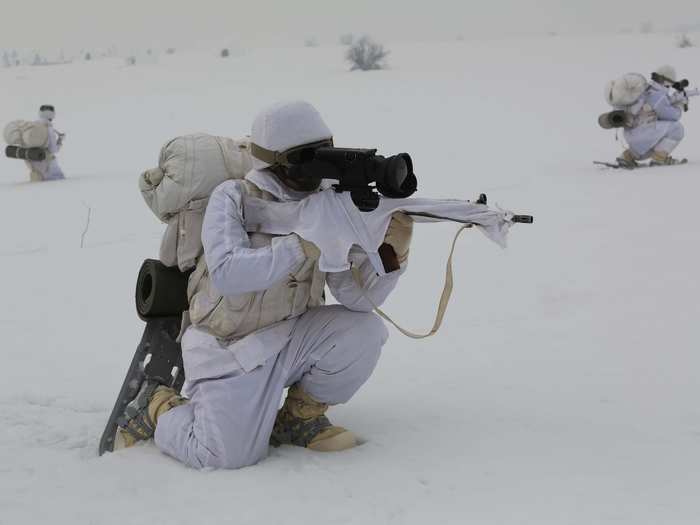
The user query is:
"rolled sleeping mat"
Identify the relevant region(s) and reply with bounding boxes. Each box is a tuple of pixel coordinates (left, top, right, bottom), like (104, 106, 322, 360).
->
(5, 145, 46, 161)
(135, 259, 190, 320)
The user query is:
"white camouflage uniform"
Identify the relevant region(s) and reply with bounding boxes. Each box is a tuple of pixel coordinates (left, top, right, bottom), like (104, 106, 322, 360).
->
(621, 80, 685, 158)
(27, 113, 64, 181)
(154, 169, 402, 469)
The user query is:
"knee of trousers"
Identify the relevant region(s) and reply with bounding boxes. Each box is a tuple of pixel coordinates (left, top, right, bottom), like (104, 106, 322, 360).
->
(346, 312, 388, 374)
(302, 312, 388, 404)
(202, 420, 270, 470)
(202, 446, 266, 470)
(667, 121, 685, 141)
(182, 448, 264, 470)
(342, 311, 389, 355)
(156, 401, 268, 470)
(321, 310, 388, 370)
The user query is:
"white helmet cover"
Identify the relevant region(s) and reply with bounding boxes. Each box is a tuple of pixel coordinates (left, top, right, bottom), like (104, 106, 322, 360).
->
(654, 65, 677, 83)
(250, 100, 333, 170)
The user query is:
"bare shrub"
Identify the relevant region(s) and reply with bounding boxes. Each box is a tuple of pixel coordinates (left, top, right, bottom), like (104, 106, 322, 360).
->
(221, 48, 230, 58)
(345, 36, 389, 71)
(677, 34, 694, 48)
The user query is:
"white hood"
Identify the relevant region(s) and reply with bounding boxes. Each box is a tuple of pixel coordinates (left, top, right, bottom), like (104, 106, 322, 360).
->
(250, 100, 332, 170)
(655, 65, 677, 83)
(38, 109, 55, 122)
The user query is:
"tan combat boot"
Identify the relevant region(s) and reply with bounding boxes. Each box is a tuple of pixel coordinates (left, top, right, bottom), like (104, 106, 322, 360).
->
(616, 149, 639, 169)
(650, 150, 685, 166)
(114, 382, 187, 449)
(270, 384, 357, 452)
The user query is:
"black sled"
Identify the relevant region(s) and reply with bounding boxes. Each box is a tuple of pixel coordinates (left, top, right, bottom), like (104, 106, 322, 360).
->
(98, 260, 190, 456)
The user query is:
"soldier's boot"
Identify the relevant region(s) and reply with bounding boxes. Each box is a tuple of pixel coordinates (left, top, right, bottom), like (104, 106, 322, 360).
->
(270, 384, 358, 452)
(650, 150, 685, 166)
(114, 381, 187, 449)
(616, 149, 639, 169)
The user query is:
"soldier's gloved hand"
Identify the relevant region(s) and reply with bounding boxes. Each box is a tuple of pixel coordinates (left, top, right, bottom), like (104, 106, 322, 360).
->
(381, 212, 413, 272)
(293, 234, 321, 261)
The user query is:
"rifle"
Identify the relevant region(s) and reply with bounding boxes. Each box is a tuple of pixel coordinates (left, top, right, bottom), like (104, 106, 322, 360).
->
(405, 194, 534, 224)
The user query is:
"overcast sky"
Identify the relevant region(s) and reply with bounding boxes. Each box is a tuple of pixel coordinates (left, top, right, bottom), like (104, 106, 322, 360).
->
(1, 0, 699, 52)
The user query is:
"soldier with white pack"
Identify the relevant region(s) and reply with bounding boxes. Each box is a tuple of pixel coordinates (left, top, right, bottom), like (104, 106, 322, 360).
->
(29, 105, 66, 181)
(3, 105, 65, 181)
(600, 66, 696, 168)
(101, 99, 529, 469)
(113, 100, 413, 469)
(3, 104, 66, 181)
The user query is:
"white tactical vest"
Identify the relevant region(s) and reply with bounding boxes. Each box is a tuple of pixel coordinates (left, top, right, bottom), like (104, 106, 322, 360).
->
(187, 180, 326, 341)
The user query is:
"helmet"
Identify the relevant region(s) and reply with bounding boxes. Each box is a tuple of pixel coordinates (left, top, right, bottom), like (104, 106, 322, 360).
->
(653, 65, 677, 83)
(250, 100, 332, 171)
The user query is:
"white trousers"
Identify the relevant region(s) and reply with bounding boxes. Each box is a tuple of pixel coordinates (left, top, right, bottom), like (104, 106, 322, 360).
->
(653, 121, 684, 155)
(154, 305, 388, 469)
(627, 121, 685, 158)
(28, 157, 65, 181)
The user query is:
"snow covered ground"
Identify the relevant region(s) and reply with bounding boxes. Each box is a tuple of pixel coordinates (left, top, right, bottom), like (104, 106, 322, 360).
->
(1, 34, 699, 524)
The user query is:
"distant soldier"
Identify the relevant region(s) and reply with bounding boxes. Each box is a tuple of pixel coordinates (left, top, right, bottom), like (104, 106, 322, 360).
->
(614, 66, 689, 168)
(27, 105, 65, 181)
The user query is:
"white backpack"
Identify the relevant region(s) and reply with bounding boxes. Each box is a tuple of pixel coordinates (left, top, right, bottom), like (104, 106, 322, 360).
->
(3, 120, 49, 148)
(604, 73, 648, 107)
(139, 133, 253, 271)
